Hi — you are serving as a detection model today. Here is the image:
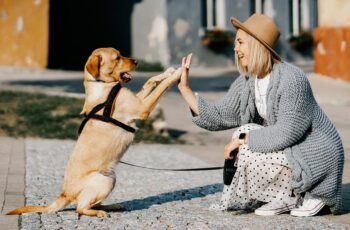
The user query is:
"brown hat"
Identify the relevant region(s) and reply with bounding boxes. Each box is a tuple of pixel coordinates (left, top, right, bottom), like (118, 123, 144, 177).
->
(231, 13, 281, 61)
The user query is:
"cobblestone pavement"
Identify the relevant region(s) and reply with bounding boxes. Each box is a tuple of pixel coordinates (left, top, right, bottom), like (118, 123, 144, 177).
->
(21, 139, 347, 230)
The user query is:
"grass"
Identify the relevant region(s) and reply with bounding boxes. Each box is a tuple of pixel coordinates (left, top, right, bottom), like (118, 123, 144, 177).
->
(0, 91, 184, 144)
(135, 60, 164, 72)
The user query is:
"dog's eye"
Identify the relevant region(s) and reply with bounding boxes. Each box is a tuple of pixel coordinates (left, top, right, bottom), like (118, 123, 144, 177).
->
(116, 56, 121, 60)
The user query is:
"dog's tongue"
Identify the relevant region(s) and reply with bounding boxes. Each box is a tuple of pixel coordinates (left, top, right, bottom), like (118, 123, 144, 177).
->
(121, 72, 133, 82)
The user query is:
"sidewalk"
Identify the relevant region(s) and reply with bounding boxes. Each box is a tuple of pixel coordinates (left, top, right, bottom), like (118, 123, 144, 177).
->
(0, 137, 25, 230)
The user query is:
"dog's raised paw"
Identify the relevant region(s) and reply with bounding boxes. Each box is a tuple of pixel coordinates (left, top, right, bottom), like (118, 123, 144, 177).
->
(164, 67, 176, 76)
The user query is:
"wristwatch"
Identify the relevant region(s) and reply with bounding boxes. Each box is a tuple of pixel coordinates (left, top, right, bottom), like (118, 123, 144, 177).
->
(238, 132, 246, 145)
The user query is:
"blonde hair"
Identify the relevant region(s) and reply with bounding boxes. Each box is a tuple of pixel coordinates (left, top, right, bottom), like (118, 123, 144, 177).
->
(235, 31, 279, 77)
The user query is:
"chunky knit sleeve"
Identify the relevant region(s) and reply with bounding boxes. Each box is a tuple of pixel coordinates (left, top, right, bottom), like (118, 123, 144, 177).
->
(191, 76, 245, 131)
(248, 70, 313, 152)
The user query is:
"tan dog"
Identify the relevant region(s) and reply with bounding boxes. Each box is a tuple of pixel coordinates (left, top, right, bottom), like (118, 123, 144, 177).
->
(7, 48, 182, 217)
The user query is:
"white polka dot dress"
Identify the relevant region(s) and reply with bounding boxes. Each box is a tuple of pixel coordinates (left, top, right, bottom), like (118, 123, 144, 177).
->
(210, 123, 298, 211)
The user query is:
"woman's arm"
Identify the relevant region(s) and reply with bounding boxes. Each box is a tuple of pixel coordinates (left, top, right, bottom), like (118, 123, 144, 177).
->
(178, 53, 199, 115)
(177, 54, 245, 131)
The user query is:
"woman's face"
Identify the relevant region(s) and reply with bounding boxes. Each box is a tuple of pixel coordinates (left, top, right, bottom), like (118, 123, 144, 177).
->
(234, 29, 249, 68)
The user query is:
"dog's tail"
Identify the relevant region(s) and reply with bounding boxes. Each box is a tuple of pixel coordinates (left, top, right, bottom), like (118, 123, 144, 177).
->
(6, 194, 69, 215)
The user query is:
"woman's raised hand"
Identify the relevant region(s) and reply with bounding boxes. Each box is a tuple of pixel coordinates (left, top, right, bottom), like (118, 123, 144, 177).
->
(177, 53, 199, 115)
(178, 53, 193, 90)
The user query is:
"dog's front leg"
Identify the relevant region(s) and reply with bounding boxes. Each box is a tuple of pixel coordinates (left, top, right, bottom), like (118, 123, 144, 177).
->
(136, 67, 176, 99)
(139, 68, 182, 120)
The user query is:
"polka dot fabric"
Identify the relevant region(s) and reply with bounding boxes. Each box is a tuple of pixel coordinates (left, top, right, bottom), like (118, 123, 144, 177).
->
(210, 123, 298, 211)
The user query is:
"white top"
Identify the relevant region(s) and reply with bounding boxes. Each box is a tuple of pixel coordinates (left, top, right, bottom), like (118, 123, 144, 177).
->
(255, 74, 271, 120)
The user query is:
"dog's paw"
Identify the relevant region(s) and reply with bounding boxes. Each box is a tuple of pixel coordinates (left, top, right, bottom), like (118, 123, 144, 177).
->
(164, 67, 176, 75)
(96, 210, 108, 218)
(169, 67, 182, 81)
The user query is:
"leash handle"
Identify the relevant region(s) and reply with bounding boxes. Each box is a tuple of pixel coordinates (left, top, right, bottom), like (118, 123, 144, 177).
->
(119, 160, 223, 171)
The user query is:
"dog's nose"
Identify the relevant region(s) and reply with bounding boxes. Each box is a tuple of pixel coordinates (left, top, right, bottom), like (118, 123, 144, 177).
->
(133, 60, 138, 66)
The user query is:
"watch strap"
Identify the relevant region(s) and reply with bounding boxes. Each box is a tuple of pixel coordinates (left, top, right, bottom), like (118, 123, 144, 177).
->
(238, 132, 246, 145)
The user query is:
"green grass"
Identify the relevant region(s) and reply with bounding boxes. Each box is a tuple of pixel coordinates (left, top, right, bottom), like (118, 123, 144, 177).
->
(0, 91, 184, 144)
(135, 60, 164, 72)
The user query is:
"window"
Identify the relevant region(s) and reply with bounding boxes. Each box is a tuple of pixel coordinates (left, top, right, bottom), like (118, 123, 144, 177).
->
(255, 0, 276, 19)
(201, 0, 226, 29)
(255, 0, 317, 37)
(291, 0, 301, 36)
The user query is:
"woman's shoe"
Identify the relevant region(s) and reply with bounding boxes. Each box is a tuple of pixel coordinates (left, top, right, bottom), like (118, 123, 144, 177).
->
(290, 196, 325, 217)
(254, 201, 296, 216)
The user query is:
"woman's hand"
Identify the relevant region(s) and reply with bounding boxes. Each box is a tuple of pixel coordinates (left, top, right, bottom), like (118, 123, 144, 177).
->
(178, 53, 193, 90)
(177, 53, 199, 114)
(224, 138, 240, 160)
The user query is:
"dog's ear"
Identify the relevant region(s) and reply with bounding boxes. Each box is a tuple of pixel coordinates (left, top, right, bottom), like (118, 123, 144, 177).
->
(85, 54, 102, 78)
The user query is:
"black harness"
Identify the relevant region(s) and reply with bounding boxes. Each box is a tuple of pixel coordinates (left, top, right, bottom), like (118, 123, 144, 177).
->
(78, 82, 136, 134)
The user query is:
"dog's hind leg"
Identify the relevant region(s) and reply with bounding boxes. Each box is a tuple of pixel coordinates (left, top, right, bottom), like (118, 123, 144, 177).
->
(76, 172, 115, 218)
(47, 193, 70, 213)
(77, 199, 108, 218)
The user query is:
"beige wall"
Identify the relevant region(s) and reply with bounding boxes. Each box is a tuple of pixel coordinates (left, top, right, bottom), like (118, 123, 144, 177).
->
(0, 0, 48, 68)
(318, 0, 350, 27)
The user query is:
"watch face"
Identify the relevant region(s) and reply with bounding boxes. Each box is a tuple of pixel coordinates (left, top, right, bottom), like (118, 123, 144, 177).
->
(239, 132, 246, 140)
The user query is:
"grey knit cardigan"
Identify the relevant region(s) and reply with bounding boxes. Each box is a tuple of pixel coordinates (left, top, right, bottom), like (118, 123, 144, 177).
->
(192, 62, 344, 213)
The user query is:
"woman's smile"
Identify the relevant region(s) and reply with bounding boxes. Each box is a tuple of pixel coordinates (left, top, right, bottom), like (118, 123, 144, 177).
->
(234, 29, 249, 68)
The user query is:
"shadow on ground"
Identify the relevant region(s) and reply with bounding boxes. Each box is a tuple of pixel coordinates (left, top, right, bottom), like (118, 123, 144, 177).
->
(62, 183, 349, 215)
(341, 183, 350, 213)
(81, 183, 223, 212)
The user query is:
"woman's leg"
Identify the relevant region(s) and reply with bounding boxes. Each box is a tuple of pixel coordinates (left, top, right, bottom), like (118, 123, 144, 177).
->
(211, 123, 297, 213)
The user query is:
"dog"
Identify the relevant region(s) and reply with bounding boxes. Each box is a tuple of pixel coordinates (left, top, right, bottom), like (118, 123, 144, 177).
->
(7, 47, 183, 217)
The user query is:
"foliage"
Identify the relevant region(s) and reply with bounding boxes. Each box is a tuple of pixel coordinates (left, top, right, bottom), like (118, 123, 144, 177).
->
(288, 30, 313, 54)
(202, 28, 234, 52)
(135, 59, 164, 72)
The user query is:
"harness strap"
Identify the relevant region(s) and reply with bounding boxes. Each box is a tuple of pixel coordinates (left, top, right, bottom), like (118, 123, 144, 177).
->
(88, 114, 136, 133)
(103, 83, 121, 117)
(78, 83, 136, 134)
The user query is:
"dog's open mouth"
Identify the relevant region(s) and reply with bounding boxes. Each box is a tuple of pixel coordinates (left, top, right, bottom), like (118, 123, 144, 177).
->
(121, 72, 133, 82)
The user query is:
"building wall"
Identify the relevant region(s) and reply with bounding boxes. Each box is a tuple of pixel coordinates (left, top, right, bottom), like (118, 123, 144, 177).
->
(226, 0, 252, 27)
(132, 0, 170, 66)
(166, 0, 233, 68)
(132, 0, 246, 68)
(0, 0, 48, 68)
(314, 0, 350, 82)
(271, 0, 292, 39)
(318, 0, 350, 26)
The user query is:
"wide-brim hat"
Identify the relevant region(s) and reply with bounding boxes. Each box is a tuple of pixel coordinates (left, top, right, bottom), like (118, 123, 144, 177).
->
(231, 13, 281, 61)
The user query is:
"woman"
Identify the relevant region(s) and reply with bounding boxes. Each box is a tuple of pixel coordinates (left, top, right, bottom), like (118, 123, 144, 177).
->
(178, 13, 344, 216)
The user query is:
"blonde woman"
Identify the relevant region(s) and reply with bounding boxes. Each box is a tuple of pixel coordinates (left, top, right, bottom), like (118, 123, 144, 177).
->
(178, 13, 344, 216)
